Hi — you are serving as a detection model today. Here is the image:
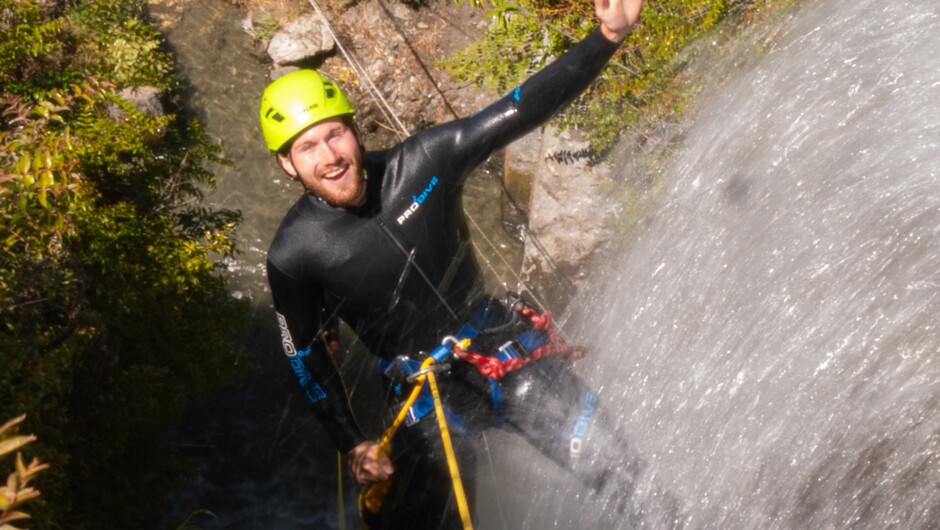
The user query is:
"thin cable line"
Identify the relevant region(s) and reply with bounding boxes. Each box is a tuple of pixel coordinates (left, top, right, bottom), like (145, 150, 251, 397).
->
(307, 0, 410, 139)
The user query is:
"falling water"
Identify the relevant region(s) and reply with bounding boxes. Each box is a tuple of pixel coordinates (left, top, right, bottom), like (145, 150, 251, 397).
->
(494, 0, 940, 528)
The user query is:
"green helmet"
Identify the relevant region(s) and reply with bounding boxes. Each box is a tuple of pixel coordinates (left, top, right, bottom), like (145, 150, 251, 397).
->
(259, 70, 356, 153)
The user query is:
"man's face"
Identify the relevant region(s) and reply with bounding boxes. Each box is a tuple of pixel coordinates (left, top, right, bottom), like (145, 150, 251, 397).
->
(278, 117, 366, 208)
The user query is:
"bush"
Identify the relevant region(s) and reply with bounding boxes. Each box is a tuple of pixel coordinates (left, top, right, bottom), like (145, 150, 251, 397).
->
(1, 1, 250, 527)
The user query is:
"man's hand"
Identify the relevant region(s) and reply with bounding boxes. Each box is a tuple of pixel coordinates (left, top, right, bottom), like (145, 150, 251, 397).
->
(596, 0, 644, 42)
(348, 441, 394, 485)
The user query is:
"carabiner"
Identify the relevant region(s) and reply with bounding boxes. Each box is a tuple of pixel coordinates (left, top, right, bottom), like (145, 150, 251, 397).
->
(406, 362, 452, 383)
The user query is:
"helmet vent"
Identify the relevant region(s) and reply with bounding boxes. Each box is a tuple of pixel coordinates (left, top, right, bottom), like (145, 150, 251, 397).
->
(264, 108, 286, 123)
(325, 86, 335, 98)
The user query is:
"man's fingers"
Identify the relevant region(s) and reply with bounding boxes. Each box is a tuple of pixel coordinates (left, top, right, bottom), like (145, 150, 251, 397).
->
(366, 445, 394, 480)
(596, 0, 644, 41)
(348, 441, 395, 485)
(373, 447, 394, 475)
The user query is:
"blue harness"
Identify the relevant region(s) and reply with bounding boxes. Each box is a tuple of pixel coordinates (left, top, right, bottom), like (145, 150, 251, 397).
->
(379, 297, 552, 427)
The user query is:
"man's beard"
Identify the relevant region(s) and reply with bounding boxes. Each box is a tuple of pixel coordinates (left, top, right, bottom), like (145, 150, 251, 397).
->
(311, 169, 366, 208)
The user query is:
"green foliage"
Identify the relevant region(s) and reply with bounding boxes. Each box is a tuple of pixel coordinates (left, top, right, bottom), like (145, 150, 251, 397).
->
(68, 0, 175, 91)
(441, 0, 789, 152)
(0, 0, 174, 96)
(442, 11, 569, 93)
(0, 415, 49, 530)
(250, 12, 281, 41)
(0, 0, 74, 94)
(62, 203, 247, 528)
(1, 1, 250, 528)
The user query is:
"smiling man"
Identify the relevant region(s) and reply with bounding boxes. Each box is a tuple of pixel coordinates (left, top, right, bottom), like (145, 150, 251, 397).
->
(278, 117, 366, 207)
(260, 0, 651, 528)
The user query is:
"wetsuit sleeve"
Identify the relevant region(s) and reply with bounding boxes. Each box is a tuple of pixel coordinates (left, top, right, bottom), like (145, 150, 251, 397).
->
(436, 28, 622, 183)
(268, 260, 367, 453)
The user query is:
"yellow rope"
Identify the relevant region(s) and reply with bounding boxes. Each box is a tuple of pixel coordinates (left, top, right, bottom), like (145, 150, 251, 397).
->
(359, 357, 435, 520)
(359, 355, 473, 529)
(427, 369, 474, 529)
(337, 451, 346, 530)
(378, 357, 435, 453)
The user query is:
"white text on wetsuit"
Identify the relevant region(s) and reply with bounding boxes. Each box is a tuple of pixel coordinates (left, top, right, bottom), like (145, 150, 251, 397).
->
(570, 391, 598, 458)
(276, 312, 327, 403)
(397, 175, 439, 225)
(276, 312, 297, 357)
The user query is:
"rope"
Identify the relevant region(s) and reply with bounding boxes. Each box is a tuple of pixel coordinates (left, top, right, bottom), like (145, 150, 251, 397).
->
(454, 342, 587, 380)
(451, 305, 586, 379)
(465, 210, 553, 312)
(337, 451, 347, 530)
(358, 357, 435, 519)
(427, 369, 474, 529)
(378, 357, 435, 453)
(359, 356, 473, 529)
(357, 300, 584, 524)
(377, 219, 460, 320)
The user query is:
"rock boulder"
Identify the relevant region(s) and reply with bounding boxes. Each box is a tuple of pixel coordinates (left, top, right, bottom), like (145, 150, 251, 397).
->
(267, 13, 335, 66)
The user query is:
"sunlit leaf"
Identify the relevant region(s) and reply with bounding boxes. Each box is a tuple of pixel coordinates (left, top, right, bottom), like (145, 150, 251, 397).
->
(0, 416, 26, 437)
(13, 156, 30, 175)
(0, 436, 35, 458)
(0, 509, 32, 523)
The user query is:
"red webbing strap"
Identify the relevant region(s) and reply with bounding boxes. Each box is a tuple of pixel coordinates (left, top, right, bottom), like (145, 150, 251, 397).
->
(451, 305, 587, 380)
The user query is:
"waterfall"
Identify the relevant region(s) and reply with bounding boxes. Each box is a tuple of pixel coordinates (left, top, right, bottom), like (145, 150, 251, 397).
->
(497, 0, 939, 527)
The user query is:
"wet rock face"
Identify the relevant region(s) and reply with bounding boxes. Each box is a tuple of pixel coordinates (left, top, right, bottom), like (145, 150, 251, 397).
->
(517, 126, 618, 310)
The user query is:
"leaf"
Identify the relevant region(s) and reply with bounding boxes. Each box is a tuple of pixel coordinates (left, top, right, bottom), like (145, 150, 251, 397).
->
(38, 170, 53, 189)
(10, 487, 39, 505)
(0, 436, 36, 459)
(0, 488, 12, 511)
(19, 457, 48, 482)
(0, 510, 31, 524)
(0, 416, 25, 437)
(14, 454, 30, 481)
(12, 156, 30, 175)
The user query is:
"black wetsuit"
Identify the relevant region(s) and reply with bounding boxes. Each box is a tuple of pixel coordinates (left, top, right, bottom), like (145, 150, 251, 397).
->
(268, 29, 639, 529)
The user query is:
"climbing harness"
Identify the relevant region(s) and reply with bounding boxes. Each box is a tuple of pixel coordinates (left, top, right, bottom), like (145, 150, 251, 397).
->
(357, 294, 587, 528)
(358, 352, 473, 529)
(448, 296, 587, 380)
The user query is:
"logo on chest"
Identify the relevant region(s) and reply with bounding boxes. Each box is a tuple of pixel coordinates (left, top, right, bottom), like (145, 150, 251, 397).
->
(396, 175, 439, 225)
